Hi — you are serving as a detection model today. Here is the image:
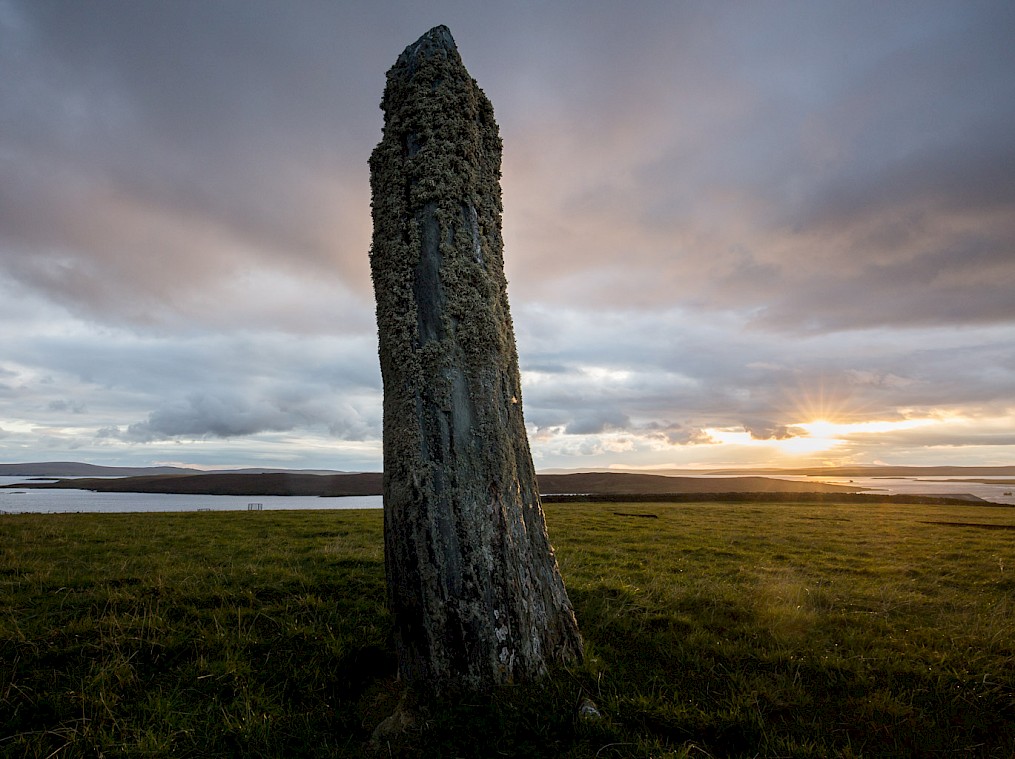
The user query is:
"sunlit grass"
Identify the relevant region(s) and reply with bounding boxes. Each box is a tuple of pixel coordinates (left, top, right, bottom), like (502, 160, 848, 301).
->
(1, 500, 1013, 757)
(553, 502, 1014, 757)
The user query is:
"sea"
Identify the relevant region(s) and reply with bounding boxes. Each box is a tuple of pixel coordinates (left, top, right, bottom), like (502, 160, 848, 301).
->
(0, 477, 382, 514)
(1, 475, 1012, 514)
(727, 474, 1015, 506)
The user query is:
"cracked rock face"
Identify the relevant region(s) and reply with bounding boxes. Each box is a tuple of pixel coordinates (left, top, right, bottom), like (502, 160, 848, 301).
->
(368, 25, 583, 691)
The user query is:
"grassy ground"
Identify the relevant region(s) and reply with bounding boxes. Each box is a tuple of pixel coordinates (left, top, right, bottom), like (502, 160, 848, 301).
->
(1, 500, 1013, 757)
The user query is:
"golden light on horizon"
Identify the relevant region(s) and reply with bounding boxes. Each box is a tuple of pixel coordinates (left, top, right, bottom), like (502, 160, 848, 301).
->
(703, 427, 845, 455)
(703, 416, 939, 458)
(794, 418, 936, 438)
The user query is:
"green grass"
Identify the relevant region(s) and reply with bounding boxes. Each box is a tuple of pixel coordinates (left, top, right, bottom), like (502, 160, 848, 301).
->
(1, 500, 1013, 757)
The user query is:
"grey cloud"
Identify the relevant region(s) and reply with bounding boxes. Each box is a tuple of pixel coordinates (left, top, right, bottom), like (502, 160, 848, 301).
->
(114, 389, 380, 444)
(564, 410, 631, 436)
(842, 428, 1015, 451)
(10, 329, 380, 402)
(641, 422, 702, 446)
(828, 426, 1015, 462)
(120, 394, 300, 442)
(738, 115, 1015, 331)
(523, 362, 571, 375)
(747, 237, 1015, 333)
(48, 400, 86, 414)
(792, 128, 1015, 233)
(741, 420, 798, 441)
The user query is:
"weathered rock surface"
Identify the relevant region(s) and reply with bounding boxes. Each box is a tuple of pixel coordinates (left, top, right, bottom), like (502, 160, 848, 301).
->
(368, 25, 583, 690)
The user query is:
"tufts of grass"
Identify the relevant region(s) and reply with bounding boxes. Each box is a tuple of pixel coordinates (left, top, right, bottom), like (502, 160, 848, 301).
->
(1, 500, 1013, 757)
(1, 511, 390, 757)
(551, 501, 1015, 758)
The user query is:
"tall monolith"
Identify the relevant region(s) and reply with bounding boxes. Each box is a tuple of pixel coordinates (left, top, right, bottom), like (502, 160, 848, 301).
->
(368, 25, 583, 691)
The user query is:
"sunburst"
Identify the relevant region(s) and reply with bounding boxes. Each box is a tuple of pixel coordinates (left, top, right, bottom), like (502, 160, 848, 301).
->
(781, 375, 868, 429)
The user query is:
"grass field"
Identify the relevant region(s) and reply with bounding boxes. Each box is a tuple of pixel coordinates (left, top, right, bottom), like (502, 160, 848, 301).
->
(1, 500, 1013, 757)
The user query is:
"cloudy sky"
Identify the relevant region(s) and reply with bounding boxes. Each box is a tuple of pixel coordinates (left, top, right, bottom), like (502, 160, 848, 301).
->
(2, 1, 1014, 472)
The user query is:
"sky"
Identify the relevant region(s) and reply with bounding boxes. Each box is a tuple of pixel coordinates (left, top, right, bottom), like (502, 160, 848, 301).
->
(2, 1, 1014, 472)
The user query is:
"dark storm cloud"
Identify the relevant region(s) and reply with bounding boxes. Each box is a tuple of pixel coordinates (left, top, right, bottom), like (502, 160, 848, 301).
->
(743, 115, 1015, 331)
(1, 0, 382, 325)
(5, 0, 1013, 333)
(501, 2, 1015, 333)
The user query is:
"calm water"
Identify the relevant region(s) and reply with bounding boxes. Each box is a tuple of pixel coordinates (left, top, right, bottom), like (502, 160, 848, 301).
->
(708, 474, 1015, 506)
(0, 477, 382, 514)
(1, 474, 1012, 514)
(779, 474, 1010, 503)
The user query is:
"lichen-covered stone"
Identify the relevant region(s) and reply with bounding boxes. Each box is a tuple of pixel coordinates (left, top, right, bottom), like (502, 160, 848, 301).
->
(369, 25, 583, 691)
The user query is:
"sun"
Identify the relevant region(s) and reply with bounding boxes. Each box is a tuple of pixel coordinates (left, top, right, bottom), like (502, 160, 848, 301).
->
(783, 376, 867, 430)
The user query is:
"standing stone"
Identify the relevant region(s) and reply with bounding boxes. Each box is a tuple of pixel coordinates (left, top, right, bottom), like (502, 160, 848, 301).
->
(368, 25, 583, 691)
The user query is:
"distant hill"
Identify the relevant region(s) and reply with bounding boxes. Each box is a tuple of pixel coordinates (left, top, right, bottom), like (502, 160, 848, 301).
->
(537, 472, 859, 495)
(6, 470, 860, 497)
(0, 462, 197, 477)
(8, 472, 383, 496)
(204, 468, 353, 475)
(0, 462, 352, 477)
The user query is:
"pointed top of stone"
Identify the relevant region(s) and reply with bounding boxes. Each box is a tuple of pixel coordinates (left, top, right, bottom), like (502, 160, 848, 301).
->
(396, 25, 458, 70)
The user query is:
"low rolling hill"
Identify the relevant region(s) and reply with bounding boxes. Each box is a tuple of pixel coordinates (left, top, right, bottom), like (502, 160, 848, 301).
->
(6, 471, 859, 497)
